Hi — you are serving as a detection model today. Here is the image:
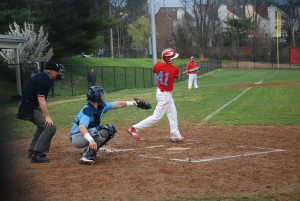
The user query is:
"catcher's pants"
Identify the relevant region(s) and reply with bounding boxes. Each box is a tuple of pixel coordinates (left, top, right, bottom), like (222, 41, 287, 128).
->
(188, 74, 198, 89)
(71, 127, 111, 149)
(133, 88, 182, 140)
(29, 108, 56, 153)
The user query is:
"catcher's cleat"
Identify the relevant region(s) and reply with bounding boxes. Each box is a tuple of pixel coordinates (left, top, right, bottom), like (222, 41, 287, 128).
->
(78, 156, 95, 165)
(128, 127, 140, 141)
(172, 137, 187, 143)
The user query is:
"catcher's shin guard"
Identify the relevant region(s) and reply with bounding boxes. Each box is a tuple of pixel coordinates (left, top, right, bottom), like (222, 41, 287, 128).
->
(80, 128, 101, 162)
(84, 125, 117, 153)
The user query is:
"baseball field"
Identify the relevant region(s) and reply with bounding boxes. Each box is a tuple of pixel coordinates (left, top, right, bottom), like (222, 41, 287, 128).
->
(1, 68, 300, 200)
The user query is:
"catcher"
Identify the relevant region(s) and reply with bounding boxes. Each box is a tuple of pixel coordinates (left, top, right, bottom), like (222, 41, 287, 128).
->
(69, 86, 151, 164)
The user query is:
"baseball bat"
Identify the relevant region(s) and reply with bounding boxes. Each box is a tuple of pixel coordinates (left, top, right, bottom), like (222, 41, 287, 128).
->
(180, 66, 200, 75)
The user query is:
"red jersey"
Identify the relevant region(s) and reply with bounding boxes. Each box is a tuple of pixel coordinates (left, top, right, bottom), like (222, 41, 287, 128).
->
(186, 61, 198, 74)
(153, 62, 179, 92)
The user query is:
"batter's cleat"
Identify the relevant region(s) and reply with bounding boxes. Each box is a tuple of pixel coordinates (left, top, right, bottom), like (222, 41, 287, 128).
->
(172, 137, 187, 143)
(78, 156, 95, 165)
(31, 152, 49, 163)
(128, 127, 140, 141)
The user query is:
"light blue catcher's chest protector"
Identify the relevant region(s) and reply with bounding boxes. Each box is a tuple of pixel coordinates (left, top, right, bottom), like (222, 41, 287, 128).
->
(70, 102, 112, 138)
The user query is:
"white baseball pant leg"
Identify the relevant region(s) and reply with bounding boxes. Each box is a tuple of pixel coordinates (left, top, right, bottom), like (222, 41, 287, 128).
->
(188, 74, 198, 89)
(193, 74, 198, 88)
(133, 88, 182, 139)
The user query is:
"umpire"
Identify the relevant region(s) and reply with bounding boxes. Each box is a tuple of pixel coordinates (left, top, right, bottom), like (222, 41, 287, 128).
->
(17, 61, 65, 163)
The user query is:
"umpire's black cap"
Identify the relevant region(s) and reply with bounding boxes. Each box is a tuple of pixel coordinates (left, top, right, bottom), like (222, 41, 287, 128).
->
(44, 61, 60, 72)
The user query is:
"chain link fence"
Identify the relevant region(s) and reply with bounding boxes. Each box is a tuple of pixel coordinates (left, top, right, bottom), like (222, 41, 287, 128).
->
(213, 34, 300, 69)
(0, 59, 221, 101)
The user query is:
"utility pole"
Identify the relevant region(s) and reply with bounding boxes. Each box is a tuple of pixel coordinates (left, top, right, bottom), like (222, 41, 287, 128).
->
(150, 0, 157, 65)
(109, 0, 114, 58)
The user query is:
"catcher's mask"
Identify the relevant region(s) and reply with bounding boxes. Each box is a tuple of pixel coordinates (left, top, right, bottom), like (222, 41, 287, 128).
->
(161, 48, 179, 63)
(87, 86, 106, 106)
(56, 64, 65, 81)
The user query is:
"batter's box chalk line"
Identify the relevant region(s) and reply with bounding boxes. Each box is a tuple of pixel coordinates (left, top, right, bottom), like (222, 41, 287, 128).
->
(139, 146, 286, 163)
(100, 145, 134, 153)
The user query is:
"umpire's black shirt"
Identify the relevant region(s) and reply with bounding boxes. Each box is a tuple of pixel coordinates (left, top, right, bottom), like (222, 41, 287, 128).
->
(22, 71, 53, 106)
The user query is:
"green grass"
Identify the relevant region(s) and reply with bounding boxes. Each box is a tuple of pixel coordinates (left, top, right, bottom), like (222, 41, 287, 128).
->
(3, 68, 300, 139)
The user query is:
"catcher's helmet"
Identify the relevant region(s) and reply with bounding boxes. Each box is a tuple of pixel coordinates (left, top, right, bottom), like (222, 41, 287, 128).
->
(161, 48, 179, 63)
(87, 86, 106, 106)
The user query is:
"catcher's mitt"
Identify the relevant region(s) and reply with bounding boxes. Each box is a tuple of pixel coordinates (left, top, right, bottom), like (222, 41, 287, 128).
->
(134, 98, 152, 110)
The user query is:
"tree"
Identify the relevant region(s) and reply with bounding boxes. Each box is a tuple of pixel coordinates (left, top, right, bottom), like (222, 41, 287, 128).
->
(0, 22, 53, 64)
(276, 0, 300, 47)
(0, 0, 34, 33)
(178, 0, 227, 58)
(127, 16, 150, 48)
(125, 0, 148, 22)
(0, 0, 115, 58)
(48, 0, 113, 57)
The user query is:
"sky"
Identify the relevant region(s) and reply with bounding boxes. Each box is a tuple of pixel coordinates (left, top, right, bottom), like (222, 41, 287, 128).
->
(153, 0, 183, 12)
(155, 0, 182, 8)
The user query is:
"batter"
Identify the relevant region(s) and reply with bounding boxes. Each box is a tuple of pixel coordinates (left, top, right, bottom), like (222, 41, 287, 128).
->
(128, 48, 187, 143)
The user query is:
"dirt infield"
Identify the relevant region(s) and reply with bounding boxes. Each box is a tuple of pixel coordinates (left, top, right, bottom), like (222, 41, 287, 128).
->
(2, 125, 300, 201)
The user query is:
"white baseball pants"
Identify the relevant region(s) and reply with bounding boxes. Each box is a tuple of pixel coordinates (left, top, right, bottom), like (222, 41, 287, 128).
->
(133, 88, 182, 140)
(188, 74, 198, 89)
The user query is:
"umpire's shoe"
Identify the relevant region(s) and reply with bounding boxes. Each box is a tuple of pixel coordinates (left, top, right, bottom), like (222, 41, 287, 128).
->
(31, 152, 49, 163)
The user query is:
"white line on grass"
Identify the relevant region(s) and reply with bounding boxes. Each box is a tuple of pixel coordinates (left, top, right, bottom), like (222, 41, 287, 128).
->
(203, 79, 264, 122)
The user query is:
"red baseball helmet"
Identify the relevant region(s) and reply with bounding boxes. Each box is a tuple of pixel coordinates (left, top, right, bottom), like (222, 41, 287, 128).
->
(161, 48, 179, 63)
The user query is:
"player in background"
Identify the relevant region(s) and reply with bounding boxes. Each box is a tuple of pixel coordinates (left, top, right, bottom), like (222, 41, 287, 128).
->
(186, 56, 199, 89)
(128, 48, 187, 143)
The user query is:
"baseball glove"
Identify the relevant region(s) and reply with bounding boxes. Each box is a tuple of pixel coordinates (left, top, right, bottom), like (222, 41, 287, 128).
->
(134, 98, 152, 110)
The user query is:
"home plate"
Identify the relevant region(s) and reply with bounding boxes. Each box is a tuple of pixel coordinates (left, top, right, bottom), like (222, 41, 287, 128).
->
(167, 147, 190, 151)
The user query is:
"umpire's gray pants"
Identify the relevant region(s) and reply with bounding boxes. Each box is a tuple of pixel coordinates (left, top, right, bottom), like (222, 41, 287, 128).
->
(29, 108, 56, 153)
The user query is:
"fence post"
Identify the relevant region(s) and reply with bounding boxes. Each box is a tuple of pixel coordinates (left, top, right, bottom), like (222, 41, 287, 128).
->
(101, 66, 104, 87)
(143, 68, 145, 88)
(124, 67, 127, 89)
(134, 67, 137, 88)
(86, 65, 89, 89)
(71, 65, 74, 96)
(113, 66, 116, 90)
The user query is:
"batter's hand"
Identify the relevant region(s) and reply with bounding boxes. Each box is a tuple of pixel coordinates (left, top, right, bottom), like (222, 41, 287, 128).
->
(45, 116, 54, 126)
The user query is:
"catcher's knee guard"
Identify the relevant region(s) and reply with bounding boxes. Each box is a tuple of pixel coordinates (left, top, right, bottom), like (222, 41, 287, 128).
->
(87, 125, 117, 150)
(97, 125, 117, 148)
